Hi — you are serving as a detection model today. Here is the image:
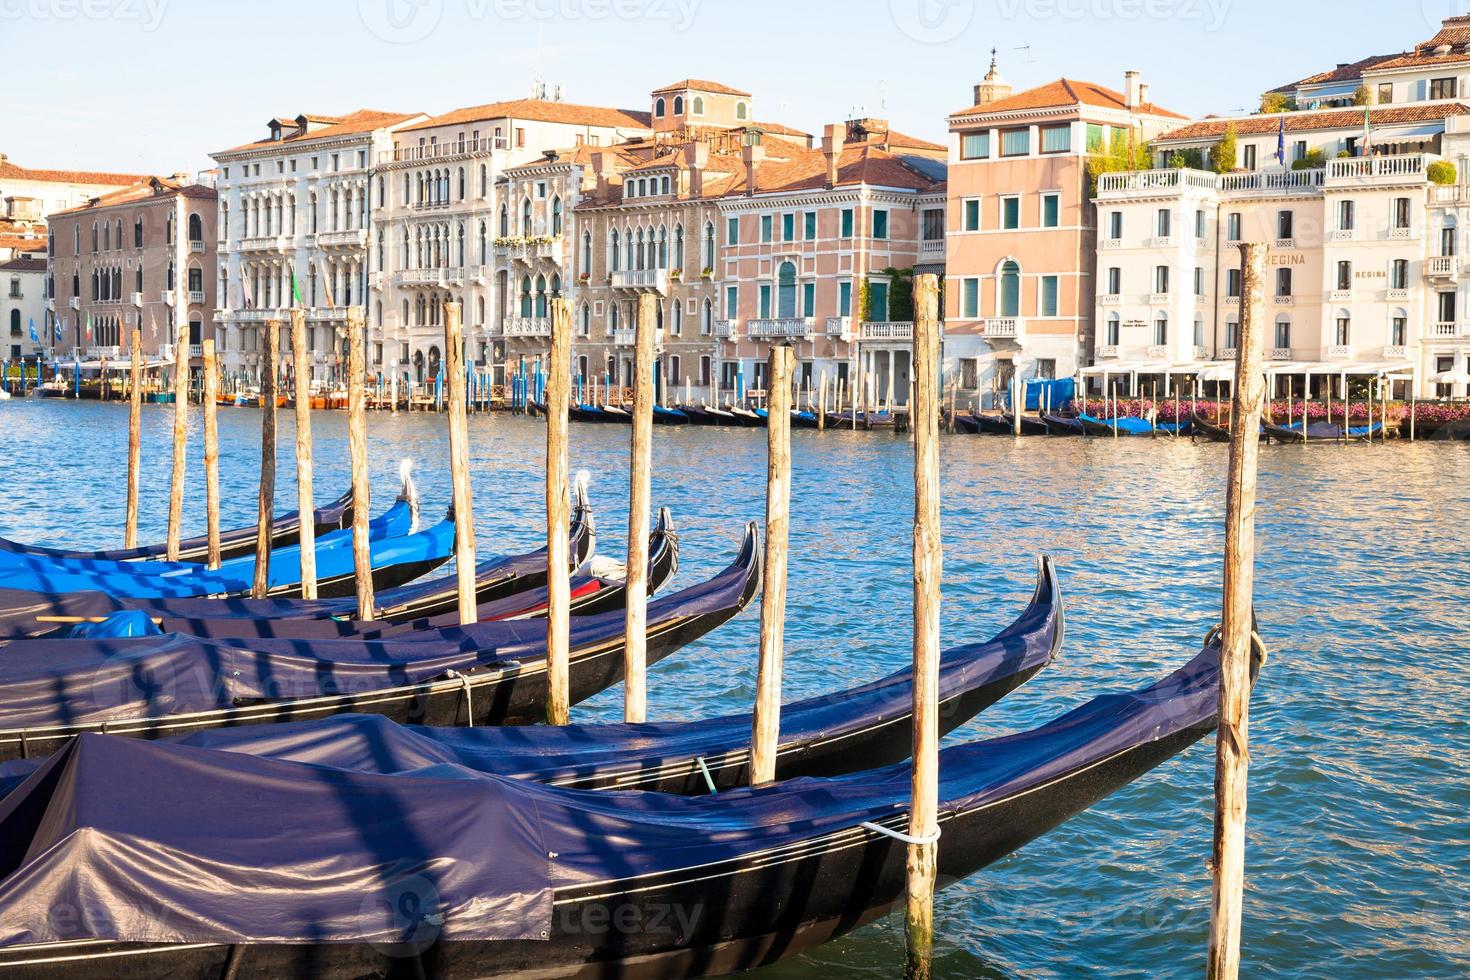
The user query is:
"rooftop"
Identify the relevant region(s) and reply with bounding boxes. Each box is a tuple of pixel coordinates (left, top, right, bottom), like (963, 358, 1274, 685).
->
(1157, 102, 1470, 142)
(401, 99, 651, 133)
(0, 155, 145, 188)
(50, 177, 216, 216)
(214, 109, 423, 156)
(950, 77, 1187, 121)
(651, 79, 752, 98)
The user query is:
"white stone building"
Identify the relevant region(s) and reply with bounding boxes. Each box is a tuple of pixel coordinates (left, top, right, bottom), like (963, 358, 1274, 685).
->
(1, 252, 46, 361)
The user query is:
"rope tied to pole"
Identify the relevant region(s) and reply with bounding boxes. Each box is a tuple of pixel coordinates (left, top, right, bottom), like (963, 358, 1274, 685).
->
(860, 819, 942, 846)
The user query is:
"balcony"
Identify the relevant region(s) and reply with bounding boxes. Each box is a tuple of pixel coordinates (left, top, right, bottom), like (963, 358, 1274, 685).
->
(1096, 344, 1120, 359)
(240, 235, 289, 252)
(503, 317, 552, 338)
(189, 344, 203, 358)
(1328, 289, 1352, 303)
(368, 271, 384, 291)
(1383, 345, 1408, 359)
(824, 316, 853, 340)
(188, 240, 206, 254)
(1096, 168, 1218, 196)
(1269, 347, 1292, 360)
(1327, 345, 1353, 360)
(1146, 344, 1170, 358)
(1099, 294, 1122, 305)
(1218, 169, 1325, 195)
(612, 329, 637, 346)
(311, 308, 347, 323)
(1386, 288, 1410, 301)
(713, 318, 737, 338)
(918, 239, 945, 259)
(1329, 228, 1354, 242)
(746, 318, 813, 339)
(1433, 321, 1464, 337)
(1222, 347, 1237, 360)
(383, 136, 508, 164)
(1388, 225, 1415, 240)
(68, 297, 80, 310)
(130, 291, 143, 307)
(1325, 153, 1428, 185)
(1150, 236, 1173, 249)
(161, 291, 174, 306)
(1275, 238, 1296, 250)
(497, 236, 564, 262)
(188, 290, 206, 305)
(1192, 345, 1208, 360)
(317, 229, 367, 248)
(1275, 294, 1294, 306)
(609, 269, 669, 294)
(979, 318, 1020, 338)
(862, 320, 914, 341)
(86, 346, 120, 360)
(1149, 292, 1170, 305)
(398, 268, 446, 287)
(1100, 238, 1123, 250)
(1426, 256, 1458, 279)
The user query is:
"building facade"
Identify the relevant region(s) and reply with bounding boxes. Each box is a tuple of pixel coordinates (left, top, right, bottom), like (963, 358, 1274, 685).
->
(46, 177, 217, 367)
(944, 64, 1184, 406)
(1, 251, 46, 361)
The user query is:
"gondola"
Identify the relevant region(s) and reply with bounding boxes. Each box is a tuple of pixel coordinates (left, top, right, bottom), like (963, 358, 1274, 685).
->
(952, 413, 983, 434)
(0, 557, 1059, 798)
(1190, 411, 1232, 442)
(0, 489, 353, 565)
(0, 493, 452, 601)
(0, 487, 599, 640)
(1042, 413, 1084, 436)
(651, 405, 689, 426)
(971, 412, 1013, 434)
(790, 409, 820, 429)
(680, 404, 722, 426)
(0, 631, 1258, 978)
(1261, 419, 1383, 444)
(725, 405, 764, 427)
(1075, 413, 1190, 437)
(1008, 414, 1050, 436)
(0, 522, 760, 762)
(568, 403, 619, 424)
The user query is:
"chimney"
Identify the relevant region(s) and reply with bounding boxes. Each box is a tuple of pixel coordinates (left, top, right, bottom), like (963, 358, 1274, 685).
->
(1139, 83, 1150, 107)
(821, 123, 844, 189)
(684, 141, 709, 197)
(1124, 70, 1142, 110)
(741, 134, 764, 196)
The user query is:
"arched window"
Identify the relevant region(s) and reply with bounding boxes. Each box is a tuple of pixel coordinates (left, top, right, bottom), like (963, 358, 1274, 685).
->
(999, 260, 1021, 318)
(777, 261, 798, 319)
(457, 223, 465, 267)
(1106, 311, 1121, 346)
(476, 295, 485, 325)
(479, 164, 488, 197)
(1153, 313, 1168, 345)
(692, 96, 704, 115)
(457, 167, 465, 200)
(402, 298, 410, 327)
(499, 203, 509, 237)
(674, 224, 685, 269)
(610, 304, 620, 331)
(1334, 310, 1351, 346)
(581, 231, 592, 273)
(672, 302, 682, 336)
(636, 228, 646, 270)
(657, 226, 668, 268)
(550, 274, 562, 297)
(479, 220, 487, 264)
(521, 198, 532, 237)
(661, 176, 670, 195)
(702, 221, 715, 269)
(736, 101, 748, 120)
(520, 276, 533, 318)
(551, 196, 563, 236)
(655, 97, 666, 117)
(673, 96, 684, 114)
(187, 213, 202, 241)
(1194, 314, 1205, 347)
(610, 229, 621, 271)
(579, 303, 590, 336)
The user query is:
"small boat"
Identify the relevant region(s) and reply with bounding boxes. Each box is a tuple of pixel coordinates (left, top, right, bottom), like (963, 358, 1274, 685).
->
(1076, 413, 1190, 437)
(651, 405, 689, 426)
(567, 403, 616, 424)
(0, 388, 9, 401)
(0, 626, 1257, 976)
(1042, 413, 1084, 436)
(790, 409, 820, 429)
(682, 404, 734, 426)
(726, 405, 764, 427)
(863, 409, 897, 430)
(972, 413, 1013, 434)
(0, 524, 760, 761)
(32, 379, 67, 399)
(1262, 419, 1383, 444)
(1008, 414, 1050, 436)
(143, 390, 174, 404)
(1190, 412, 1232, 442)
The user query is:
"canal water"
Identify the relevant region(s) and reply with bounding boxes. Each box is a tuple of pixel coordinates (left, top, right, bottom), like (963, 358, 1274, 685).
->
(1, 397, 1466, 978)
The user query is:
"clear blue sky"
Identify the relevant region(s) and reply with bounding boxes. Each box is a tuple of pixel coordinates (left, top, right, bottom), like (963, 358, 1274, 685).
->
(2, 0, 1460, 176)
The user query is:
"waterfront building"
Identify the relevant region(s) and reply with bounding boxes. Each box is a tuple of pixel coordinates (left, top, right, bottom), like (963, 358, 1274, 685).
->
(1, 251, 46, 361)
(0, 154, 143, 222)
(372, 96, 651, 387)
(211, 110, 427, 381)
(1268, 15, 1470, 112)
(945, 62, 1185, 407)
(1092, 103, 1470, 397)
(45, 177, 217, 370)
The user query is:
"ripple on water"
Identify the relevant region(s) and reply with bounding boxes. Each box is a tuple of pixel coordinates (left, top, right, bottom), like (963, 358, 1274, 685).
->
(0, 399, 1467, 977)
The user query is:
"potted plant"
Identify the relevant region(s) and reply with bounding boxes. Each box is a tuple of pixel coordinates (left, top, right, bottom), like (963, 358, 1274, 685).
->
(700, 267, 715, 280)
(669, 268, 683, 282)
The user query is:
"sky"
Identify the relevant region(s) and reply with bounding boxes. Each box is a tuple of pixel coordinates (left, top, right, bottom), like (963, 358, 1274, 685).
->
(1, 0, 1463, 176)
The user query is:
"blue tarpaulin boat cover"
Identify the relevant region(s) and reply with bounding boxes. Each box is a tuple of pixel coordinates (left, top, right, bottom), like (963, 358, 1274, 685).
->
(0, 642, 1224, 945)
(67, 610, 162, 639)
(1024, 378, 1075, 411)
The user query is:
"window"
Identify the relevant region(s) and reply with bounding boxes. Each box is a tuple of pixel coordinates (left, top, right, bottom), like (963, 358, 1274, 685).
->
(1442, 221, 1457, 256)
(1040, 275, 1058, 317)
(1107, 267, 1121, 295)
(1156, 208, 1171, 238)
(1226, 268, 1241, 297)
(736, 101, 748, 120)
(871, 210, 889, 240)
(1001, 197, 1020, 230)
(1392, 197, 1410, 230)
(1154, 265, 1169, 294)
(691, 96, 704, 115)
(1276, 268, 1292, 297)
(1335, 315, 1350, 346)
(1277, 210, 1293, 241)
(1041, 194, 1060, 228)
(1292, 140, 1307, 163)
(963, 199, 981, 232)
(1194, 267, 1205, 296)
(1154, 314, 1168, 345)
(1226, 320, 1239, 349)
(802, 282, 815, 316)
(1242, 144, 1257, 170)
(1107, 210, 1122, 240)
(960, 132, 990, 159)
(760, 215, 773, 243)
(1438, 291, 1456, 323)
(1391, 315, 1407, 346)
(1000, 127, 1030, 156)
(840, 208, 854, 238)
(998, 261, 1020, 317)
(1195, 209, 1206, 239)
(1040, 124, 1071, 153)
(1338, 200, 1355, 231)
(1086, 123, 1105, 151)
(1106, 312, 1121, 346)
(1390, 259, 1408, 290)
(961, 278, 979, 318)
(1378, 83, 1393, 105)
(804, 211, 816, 240)
(655, 97, 666, 117)
(725, 285, 737, 317)
(1226, 212, 1242, 242)
(673, 96, 684, 114)
(868, 280, 889, 320)
(759, 283, 772, 319)
(1430, 77, 1457, 100)
(726, 217, 739, 246)
(782, 212, 795, 242)
(839, 280, 852, 316)
(1275, 317, 1291, 350)
(1336, 261, 1352, 290)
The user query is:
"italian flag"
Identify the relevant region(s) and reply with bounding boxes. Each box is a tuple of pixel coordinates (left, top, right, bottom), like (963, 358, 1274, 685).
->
(290, 265, 305, 307)
(1362, 104, 1371, 156)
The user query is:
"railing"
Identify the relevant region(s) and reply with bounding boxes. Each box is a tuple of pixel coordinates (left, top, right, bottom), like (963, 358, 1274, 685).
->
(1326, 154, 1426, 182)
(1146, 344, 1170, 358)
(188, 240, 206, 254)
(713, 318, 737, 338)
(188, 290, 206, 305)
(1099, 294, 1121, 305)
(1096, 168, 1217, 194)
(189, 344, 203, 358)
(311, 308, 347, 322)
(746, 318, 813, 339)
(1269, 347, 1292, 360)
(1427, 256, 1458, 277)
(384, 136, 509, 163)
(1150, 237, 1173, 249)
(610, 269, 669, 293)
(1389, 225, 1415, 240)
(86, 346, 120, 360)
(240, 235, 289, 251)
(1192, 345, 1208, 360)
(1222, 347, 1237, 360)
(1275, 238, 1295, 249)
(1433, 321, 1461, 337)
(1096, 344, 1120, 359)
(1218, 169, 1325, 193)
(1328, 289, 1352, 302)
(862, 320, 914, 341)
(1329, 228, 1354, 242)
(398, 268, 446, 287)
(825, 316, 853, 339)
(1432, 185, 1467, 203)
(1386, 288, 1410, 300)
(317, 229, 366, 247)
(503, 316, 552, 337)
(612, 329, 637, 346)
(94, 298, 122, 308)
(1383, 345, 1408, 359)
(1326, 345, 1353, 359)
(1149, 292, 1170, 305)
(1275, 294, 1294, 306)
(1100, 238, 1122, 250)
(368, 271, 384, 290)
(979, 318, 1020, 338)
(68, 297, 80, 310)
(918, 239, 945, 257)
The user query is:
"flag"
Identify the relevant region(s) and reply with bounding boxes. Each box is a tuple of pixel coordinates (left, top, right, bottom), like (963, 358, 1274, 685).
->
(290, 264, 305, 307)
(28, 318, 37, 343)
(240, 272, 254, 310)
(317, 258, 336, 309)
(85, 313, 93, 342)
(53, 316, 62, 343)
(1275, 114, 1286, 167)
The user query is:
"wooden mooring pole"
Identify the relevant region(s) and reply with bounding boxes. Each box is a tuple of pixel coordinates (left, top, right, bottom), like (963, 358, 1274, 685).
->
(290, 308, 317, 599)
(904, 273, 943, 980)
(546, 299, 574, 726)
(346, 307, 375, 620)
(443, 301, 477, 625)
(253, 321, 280, 599)
(750, 343, 793, 785)
(1207, 242, 1267, 980)
(202, 339, 222, 568)
(124, 327, 143, 549)
(165, 326, 189, 560)
(624, 293, 656, 723)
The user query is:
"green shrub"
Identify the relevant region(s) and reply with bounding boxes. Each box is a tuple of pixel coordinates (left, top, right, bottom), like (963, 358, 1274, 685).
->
(1428, 160, 1457, 185)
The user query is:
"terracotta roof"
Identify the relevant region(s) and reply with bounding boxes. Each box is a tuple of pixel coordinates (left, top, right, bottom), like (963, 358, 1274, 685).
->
(214, 109, 421, 155)
(401, 99, 650, 133)
(50, 178, 216, 216)
(0, 158, 145, 187)
(1157, 102, 1470, 141)
(0, 253, 46, 270)
(711, 143, 944, 198)
(950, 77, 1187, 121)
(749, 120, 811, 140)
(652, 79, 751, 98)
(1270, 53, 1402, 94)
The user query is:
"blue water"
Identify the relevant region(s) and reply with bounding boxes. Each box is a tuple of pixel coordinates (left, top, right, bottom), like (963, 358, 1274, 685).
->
(1, 398, 1467, 978)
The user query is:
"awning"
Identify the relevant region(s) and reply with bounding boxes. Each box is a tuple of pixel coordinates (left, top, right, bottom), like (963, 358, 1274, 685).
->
(1079, 360, 1171, 376)
(1373, 123, 1443, 141)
